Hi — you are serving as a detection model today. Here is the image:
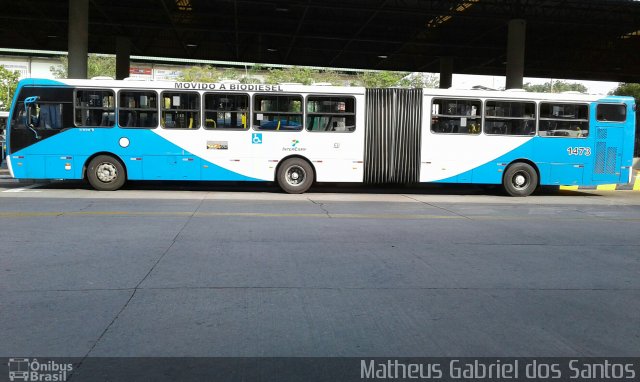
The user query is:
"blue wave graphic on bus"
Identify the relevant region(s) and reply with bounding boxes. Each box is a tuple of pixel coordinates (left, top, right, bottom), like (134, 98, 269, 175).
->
(433, 134, 630, 187)
(10, 128, 260, 181)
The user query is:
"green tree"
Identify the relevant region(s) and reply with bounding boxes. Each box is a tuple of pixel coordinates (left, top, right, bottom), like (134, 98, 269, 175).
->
(50, 54, 116, 79)
(88, 55, 116, 78)
(0, 65, 20, 110)
(177, 66, 245, 83)
(241, 64, 265, 84)
(265, 66, 319, 85)
(523, 80, 588, 93)
(355, 71, 408, 88)
(220, 68, 242, 81)
(179, 64, 265, 84)
(312, 70, 348, 86)
(264, 66, 360, 86)
(177, 65, 221, 82)
(353, 71, 437, 88)
(610, 83, 640, 102)
(49, 57, 67, 78)
(398, 73, 439, 88)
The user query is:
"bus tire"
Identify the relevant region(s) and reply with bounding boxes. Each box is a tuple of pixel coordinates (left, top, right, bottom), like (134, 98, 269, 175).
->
(503, 162, 538, 197)
(277, 157, 314, 194)
(86, 155, 126, 191)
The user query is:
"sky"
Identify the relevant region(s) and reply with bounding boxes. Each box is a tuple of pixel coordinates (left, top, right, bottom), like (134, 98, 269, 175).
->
(451, 74, 619, 95)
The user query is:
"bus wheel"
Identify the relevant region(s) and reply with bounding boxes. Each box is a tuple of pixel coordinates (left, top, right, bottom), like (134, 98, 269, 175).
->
(86, 155, 126, 191)
(503, 162, 538, 197)
(277, 158, 314, 194)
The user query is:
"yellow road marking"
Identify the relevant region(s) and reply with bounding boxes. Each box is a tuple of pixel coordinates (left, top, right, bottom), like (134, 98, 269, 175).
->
(634, 175, 640, 191)
(559, 185, 579, 191)
(596, 184, 617, 191)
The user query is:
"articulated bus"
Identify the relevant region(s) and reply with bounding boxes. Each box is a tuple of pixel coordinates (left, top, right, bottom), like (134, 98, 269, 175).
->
(5, 78, 636, 196)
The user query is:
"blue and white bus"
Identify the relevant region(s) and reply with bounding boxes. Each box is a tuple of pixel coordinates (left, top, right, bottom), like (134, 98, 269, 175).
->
(5, 78, 636, 196)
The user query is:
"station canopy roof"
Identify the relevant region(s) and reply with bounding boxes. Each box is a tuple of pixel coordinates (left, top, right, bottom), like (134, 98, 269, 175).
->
(2, 0, 640, 82)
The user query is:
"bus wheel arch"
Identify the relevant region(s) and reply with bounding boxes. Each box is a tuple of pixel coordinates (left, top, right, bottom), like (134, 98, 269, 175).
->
(84, 153, 127, 191)
(275, 155, 315, 194)
(502, 159, 539, 197)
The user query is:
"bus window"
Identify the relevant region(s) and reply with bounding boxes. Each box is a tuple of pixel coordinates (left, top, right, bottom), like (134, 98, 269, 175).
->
(12, 89, 73, 131)
(161, 91, 200, 129)
(253, 94, 303, 131)
(596, 104, 626, 122)
(306, 96, 355, 132)
(204, 93, 248, 129)
(431, 98, 481, 135)
(484, 101, 535, 136)
(75, 89, 115, 127)
(539, 103, 589, 137)
(118, 90, 158, 128)
(9, 87, 74, 153)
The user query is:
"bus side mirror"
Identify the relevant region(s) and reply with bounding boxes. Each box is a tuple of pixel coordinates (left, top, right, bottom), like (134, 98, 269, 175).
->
(23, 96, 41, 139)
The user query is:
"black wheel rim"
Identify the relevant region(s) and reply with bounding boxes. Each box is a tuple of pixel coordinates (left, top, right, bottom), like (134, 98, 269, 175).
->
(511, 170, 530, 190)
(95, 162, 118, 183)
(285, 165, 306, 186)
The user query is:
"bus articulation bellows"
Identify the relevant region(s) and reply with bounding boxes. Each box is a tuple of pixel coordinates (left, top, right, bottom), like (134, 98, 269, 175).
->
(5, 78, 636, 196)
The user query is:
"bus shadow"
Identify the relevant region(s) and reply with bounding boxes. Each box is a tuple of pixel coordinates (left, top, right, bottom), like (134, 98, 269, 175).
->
(33, 180, 601, 197)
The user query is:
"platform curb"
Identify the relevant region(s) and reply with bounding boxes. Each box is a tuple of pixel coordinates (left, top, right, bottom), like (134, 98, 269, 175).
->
(560, 171, 640, 191)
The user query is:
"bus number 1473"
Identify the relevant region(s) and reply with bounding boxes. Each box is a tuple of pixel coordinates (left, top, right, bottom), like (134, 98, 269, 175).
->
(567, 147, 591, 156)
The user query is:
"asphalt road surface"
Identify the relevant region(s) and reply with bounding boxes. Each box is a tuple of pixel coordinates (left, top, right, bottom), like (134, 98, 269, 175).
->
(1, 180, 639, 362)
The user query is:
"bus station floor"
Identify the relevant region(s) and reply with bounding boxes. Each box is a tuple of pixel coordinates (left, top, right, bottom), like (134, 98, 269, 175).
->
(0, 177, 639, 361)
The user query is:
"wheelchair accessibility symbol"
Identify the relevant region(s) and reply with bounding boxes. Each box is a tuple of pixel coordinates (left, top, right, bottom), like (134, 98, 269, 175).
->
(252, 133, 263, 144)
